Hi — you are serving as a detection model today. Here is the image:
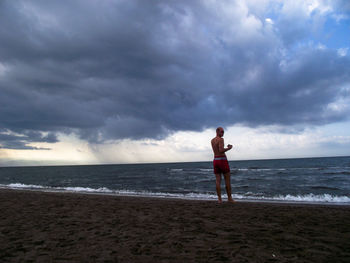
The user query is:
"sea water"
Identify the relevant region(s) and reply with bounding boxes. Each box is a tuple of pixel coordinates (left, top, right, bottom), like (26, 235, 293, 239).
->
(0, 156, 349, 205)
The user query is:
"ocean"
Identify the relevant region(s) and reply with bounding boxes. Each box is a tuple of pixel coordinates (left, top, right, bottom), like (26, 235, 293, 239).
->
(0, 156, 349, 205)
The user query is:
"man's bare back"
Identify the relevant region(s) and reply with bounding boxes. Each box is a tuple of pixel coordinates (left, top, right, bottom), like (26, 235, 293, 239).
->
(211, 128, 232, 156)
(211, 137, 227, 157)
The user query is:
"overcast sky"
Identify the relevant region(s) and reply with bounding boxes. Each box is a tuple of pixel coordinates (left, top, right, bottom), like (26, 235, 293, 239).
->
(1, 0, 350, 166)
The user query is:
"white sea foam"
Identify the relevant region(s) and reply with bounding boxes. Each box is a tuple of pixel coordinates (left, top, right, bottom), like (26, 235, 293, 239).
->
(169, 169, 183, 172)
(0, 183, 114, 194)
(63, 187, 114, 193)
(272, 193, 350, 203)
(7, 183, 45, 189)
(199, 168, 213, 172)
(1, 183, 349, 204)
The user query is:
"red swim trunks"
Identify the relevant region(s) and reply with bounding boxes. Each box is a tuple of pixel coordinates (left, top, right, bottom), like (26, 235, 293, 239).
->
(213, 156, 230, 174)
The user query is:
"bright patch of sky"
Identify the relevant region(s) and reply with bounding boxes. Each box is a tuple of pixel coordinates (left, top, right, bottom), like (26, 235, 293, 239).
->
(319, 15, 349, 49)
(2, 123, 350, 166)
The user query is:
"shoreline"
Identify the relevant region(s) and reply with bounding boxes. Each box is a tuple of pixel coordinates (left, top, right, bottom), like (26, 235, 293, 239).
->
(1, 186, 349, 206)
(1, 189, 350, 262)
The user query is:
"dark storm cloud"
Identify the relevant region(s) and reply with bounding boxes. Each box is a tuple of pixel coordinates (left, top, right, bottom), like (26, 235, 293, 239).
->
(0, 129, 57, 150)
(0, 0, 349, 149)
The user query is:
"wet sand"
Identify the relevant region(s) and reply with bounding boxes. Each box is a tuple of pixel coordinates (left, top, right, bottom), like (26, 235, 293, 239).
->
(0, 189, 349, 262)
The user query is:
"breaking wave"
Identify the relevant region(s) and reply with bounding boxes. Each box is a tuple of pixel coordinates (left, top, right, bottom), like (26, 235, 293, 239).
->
(1, 183, 349, 204)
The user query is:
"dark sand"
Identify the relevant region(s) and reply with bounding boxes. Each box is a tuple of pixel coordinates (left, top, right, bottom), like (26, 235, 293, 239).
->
(0, 190, 349, 262)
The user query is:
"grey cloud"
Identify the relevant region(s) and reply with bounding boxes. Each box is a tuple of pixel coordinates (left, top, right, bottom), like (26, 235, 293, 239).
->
(0, 0, 349, 149)
(0, 129, 57, 150)
(333, 0, 350, 11)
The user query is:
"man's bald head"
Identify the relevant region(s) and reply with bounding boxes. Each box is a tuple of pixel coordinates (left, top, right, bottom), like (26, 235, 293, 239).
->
(216, 127, 224, 137)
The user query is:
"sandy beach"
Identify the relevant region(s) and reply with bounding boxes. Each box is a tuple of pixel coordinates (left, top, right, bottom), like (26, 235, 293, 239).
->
(0, 190, 349, 262)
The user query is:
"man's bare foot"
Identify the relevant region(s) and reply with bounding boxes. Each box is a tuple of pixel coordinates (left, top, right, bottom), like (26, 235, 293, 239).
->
(218, 199, 223, 204)
(228, 198, 235, 203)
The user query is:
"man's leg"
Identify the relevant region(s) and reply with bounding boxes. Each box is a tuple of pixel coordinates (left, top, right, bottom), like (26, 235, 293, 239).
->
(215, 173, 222, 203)
(224, 172, 234, 202)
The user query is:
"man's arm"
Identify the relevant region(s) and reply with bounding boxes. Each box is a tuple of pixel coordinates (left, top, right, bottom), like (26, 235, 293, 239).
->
(219, 138, 232, 154)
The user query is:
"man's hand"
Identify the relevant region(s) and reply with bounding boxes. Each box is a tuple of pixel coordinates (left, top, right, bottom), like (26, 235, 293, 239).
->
(227, 144, 233, 150)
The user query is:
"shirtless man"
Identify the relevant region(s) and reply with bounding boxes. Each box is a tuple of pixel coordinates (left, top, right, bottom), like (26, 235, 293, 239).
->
(211, 127, 234, 203)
